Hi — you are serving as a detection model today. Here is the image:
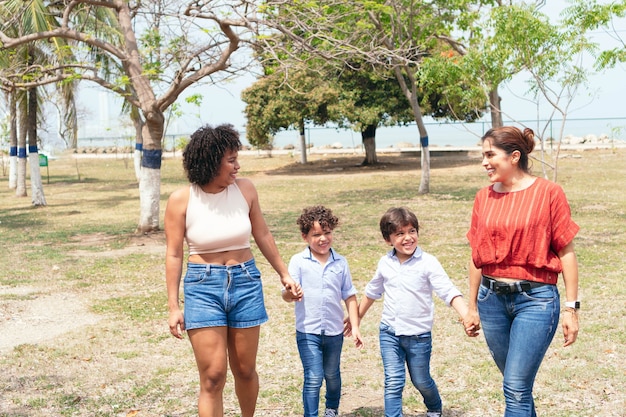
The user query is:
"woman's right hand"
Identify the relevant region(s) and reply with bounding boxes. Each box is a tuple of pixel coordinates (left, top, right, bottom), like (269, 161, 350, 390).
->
(168, 309, 185, 339)
(462, 310, 481, 337)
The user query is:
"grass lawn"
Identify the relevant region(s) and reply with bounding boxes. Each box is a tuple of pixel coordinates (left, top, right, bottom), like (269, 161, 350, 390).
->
(0, 147, 624, 417)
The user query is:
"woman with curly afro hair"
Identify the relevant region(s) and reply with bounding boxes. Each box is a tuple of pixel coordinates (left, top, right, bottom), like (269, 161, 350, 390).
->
(165, 124, 303, 417)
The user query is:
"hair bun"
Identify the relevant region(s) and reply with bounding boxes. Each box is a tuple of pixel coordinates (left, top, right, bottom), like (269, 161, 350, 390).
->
(522, 128, 536, 154)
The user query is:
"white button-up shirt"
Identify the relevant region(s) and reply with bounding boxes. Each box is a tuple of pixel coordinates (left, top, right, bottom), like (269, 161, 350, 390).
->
(365, 247, 462, 336)
(288, 247, 357, 336)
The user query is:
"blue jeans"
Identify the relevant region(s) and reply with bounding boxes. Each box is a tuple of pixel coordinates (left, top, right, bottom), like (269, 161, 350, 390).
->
(296, 331, 344, 417)
(379, 323, 442, 417)
(478, 283, 560, 417)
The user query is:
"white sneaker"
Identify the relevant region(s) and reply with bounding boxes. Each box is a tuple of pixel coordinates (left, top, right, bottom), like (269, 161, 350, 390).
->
(324, 409, 338, 417)
(426, 412, 442, 417)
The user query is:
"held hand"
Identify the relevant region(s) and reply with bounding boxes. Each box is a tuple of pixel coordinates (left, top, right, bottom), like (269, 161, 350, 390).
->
(168, 309, 185, 339)
(462, 310, 481, 338)
(282, 288, 301, 302)
(343, 317, 352, 337)
(281, 276, 303, 301)
(562, 309, 579, 347)
(352, 329, 364, 349)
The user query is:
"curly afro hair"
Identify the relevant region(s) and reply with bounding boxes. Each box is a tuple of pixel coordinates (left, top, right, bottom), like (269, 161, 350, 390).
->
(182, 124, 242, 185)
(296, 205, 339, 235)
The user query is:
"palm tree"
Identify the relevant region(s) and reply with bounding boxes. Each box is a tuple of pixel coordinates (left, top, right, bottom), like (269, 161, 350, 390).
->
(1, 0, 256, 232)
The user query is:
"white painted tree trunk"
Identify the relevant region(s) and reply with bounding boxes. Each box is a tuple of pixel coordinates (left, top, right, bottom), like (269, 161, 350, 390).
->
(9, 156, 17, 189)
(29, 154, 46, 206)
(137, 166, 161, 232)
(419, 145, 431, 194)
(16, 156, 27, 197)
(134, 149, 142, 181)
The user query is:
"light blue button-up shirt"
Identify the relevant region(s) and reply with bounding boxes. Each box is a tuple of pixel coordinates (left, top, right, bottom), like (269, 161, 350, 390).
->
(365, 247, 462, 336)
(288, 247, 357, 336)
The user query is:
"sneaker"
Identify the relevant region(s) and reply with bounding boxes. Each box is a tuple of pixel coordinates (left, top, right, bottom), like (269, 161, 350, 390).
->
(324, 409, 338, 417)
(426, 411, 442, 417)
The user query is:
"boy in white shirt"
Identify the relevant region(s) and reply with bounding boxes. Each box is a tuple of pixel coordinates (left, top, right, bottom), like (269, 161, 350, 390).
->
(354, 207, 476, 417)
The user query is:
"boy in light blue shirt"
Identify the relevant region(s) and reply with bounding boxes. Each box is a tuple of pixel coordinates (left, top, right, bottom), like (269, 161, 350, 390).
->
(283, 205, 363, 417)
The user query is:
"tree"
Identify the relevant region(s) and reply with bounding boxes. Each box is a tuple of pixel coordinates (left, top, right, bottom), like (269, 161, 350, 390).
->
(255, 0, 480, 193)
(0, 0, 257, 232)
(242, 66, 342, 164)
(0, 0, 63, 203)
(334, 64, 417, 165)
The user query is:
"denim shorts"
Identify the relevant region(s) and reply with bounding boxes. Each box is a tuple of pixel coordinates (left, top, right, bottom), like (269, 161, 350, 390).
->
(183, 259, 268, 330)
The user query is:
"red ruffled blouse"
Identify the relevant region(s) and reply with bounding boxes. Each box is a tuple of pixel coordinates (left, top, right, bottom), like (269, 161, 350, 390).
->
(467, 177, 579, 284)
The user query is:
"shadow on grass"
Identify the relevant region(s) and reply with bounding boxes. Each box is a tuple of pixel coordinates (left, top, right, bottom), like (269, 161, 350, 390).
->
(264, 154, 478, 177)
(344, 406, 467, 417)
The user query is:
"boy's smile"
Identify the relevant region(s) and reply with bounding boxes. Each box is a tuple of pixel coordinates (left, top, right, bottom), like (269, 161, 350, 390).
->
(386, 224, 418, 262)
(303, 221, 333, 263)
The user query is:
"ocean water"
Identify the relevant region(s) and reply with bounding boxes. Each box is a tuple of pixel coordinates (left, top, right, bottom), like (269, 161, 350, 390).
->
(77, 117, 625, 150)
(268, 117, 626, 150)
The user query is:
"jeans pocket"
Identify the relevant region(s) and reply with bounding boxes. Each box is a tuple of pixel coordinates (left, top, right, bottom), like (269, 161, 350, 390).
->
(521, 284, 558, 303)
(379, 322, 394, 335)
(244, 264, 262, 281)
(183, 268, 208, 286)
(477, 285, 492, 303)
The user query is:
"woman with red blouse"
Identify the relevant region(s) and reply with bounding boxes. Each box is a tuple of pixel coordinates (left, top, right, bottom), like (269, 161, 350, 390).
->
(464, 126, 580, 417)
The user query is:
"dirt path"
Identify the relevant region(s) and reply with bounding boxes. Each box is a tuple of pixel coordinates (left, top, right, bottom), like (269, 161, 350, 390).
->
(0, 288, 101, 353)
(0, 234, 164, 355)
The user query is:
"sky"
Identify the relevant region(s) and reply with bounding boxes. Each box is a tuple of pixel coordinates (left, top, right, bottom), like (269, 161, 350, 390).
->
(74, 0, 626, 149)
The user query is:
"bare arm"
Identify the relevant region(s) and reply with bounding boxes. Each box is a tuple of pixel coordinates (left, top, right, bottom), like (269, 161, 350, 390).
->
(358, 296, 376, 320)
(239, 179, 302, 300)
(559, 241, 579, 347)
(463, 259, 482, 337)
(451, 294, 480, 337)
(344, 295, 375, 337)
(344, 295, 363, 348)
(164, 187, 189, 339)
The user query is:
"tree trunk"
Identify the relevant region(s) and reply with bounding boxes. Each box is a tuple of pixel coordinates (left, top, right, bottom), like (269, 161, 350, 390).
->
(361, 124, 377, 165)
(27, 87, 46, 206)
(489, 88, 503, 128)
(16, 95, 27, 197)
(136, 110, 164, 233)
(131, 106, 144, 181)
(393, 66, 430, 193)
(299, 119, 307, 164)
(8, 91, 17, 190)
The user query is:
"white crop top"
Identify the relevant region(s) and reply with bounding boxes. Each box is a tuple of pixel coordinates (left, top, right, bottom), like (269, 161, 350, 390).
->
(185, 182, 252, 255)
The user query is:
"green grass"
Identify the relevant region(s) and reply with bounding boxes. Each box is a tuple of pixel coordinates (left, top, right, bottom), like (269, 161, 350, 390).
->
(0, 148, 624, 417)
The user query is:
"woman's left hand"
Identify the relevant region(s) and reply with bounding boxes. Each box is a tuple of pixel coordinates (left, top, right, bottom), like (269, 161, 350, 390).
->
(562, 309, 579, 347)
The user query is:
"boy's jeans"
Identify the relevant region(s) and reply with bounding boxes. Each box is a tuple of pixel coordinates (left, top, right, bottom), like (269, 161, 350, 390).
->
(478, 283, 559, 417)
(296, 331, 344, 417)
(379, 323, 442, 417)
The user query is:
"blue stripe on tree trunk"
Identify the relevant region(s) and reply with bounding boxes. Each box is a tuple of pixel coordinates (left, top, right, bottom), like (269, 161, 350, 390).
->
(18, 148, 27, 158)
(135, 143, 143, 151)
(29, 145, 38, 154)
(420, 136, 429, 147)
(142, 149, 162, 169)
(10, 146, 17, 157)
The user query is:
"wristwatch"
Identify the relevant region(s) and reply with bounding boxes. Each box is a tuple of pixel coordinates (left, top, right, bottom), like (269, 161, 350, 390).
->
(565, 301, 580, 310)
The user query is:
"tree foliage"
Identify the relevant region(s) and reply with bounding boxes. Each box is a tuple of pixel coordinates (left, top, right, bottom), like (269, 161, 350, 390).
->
(563, 0, 626, 70)
(0, 0, 258, 231)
